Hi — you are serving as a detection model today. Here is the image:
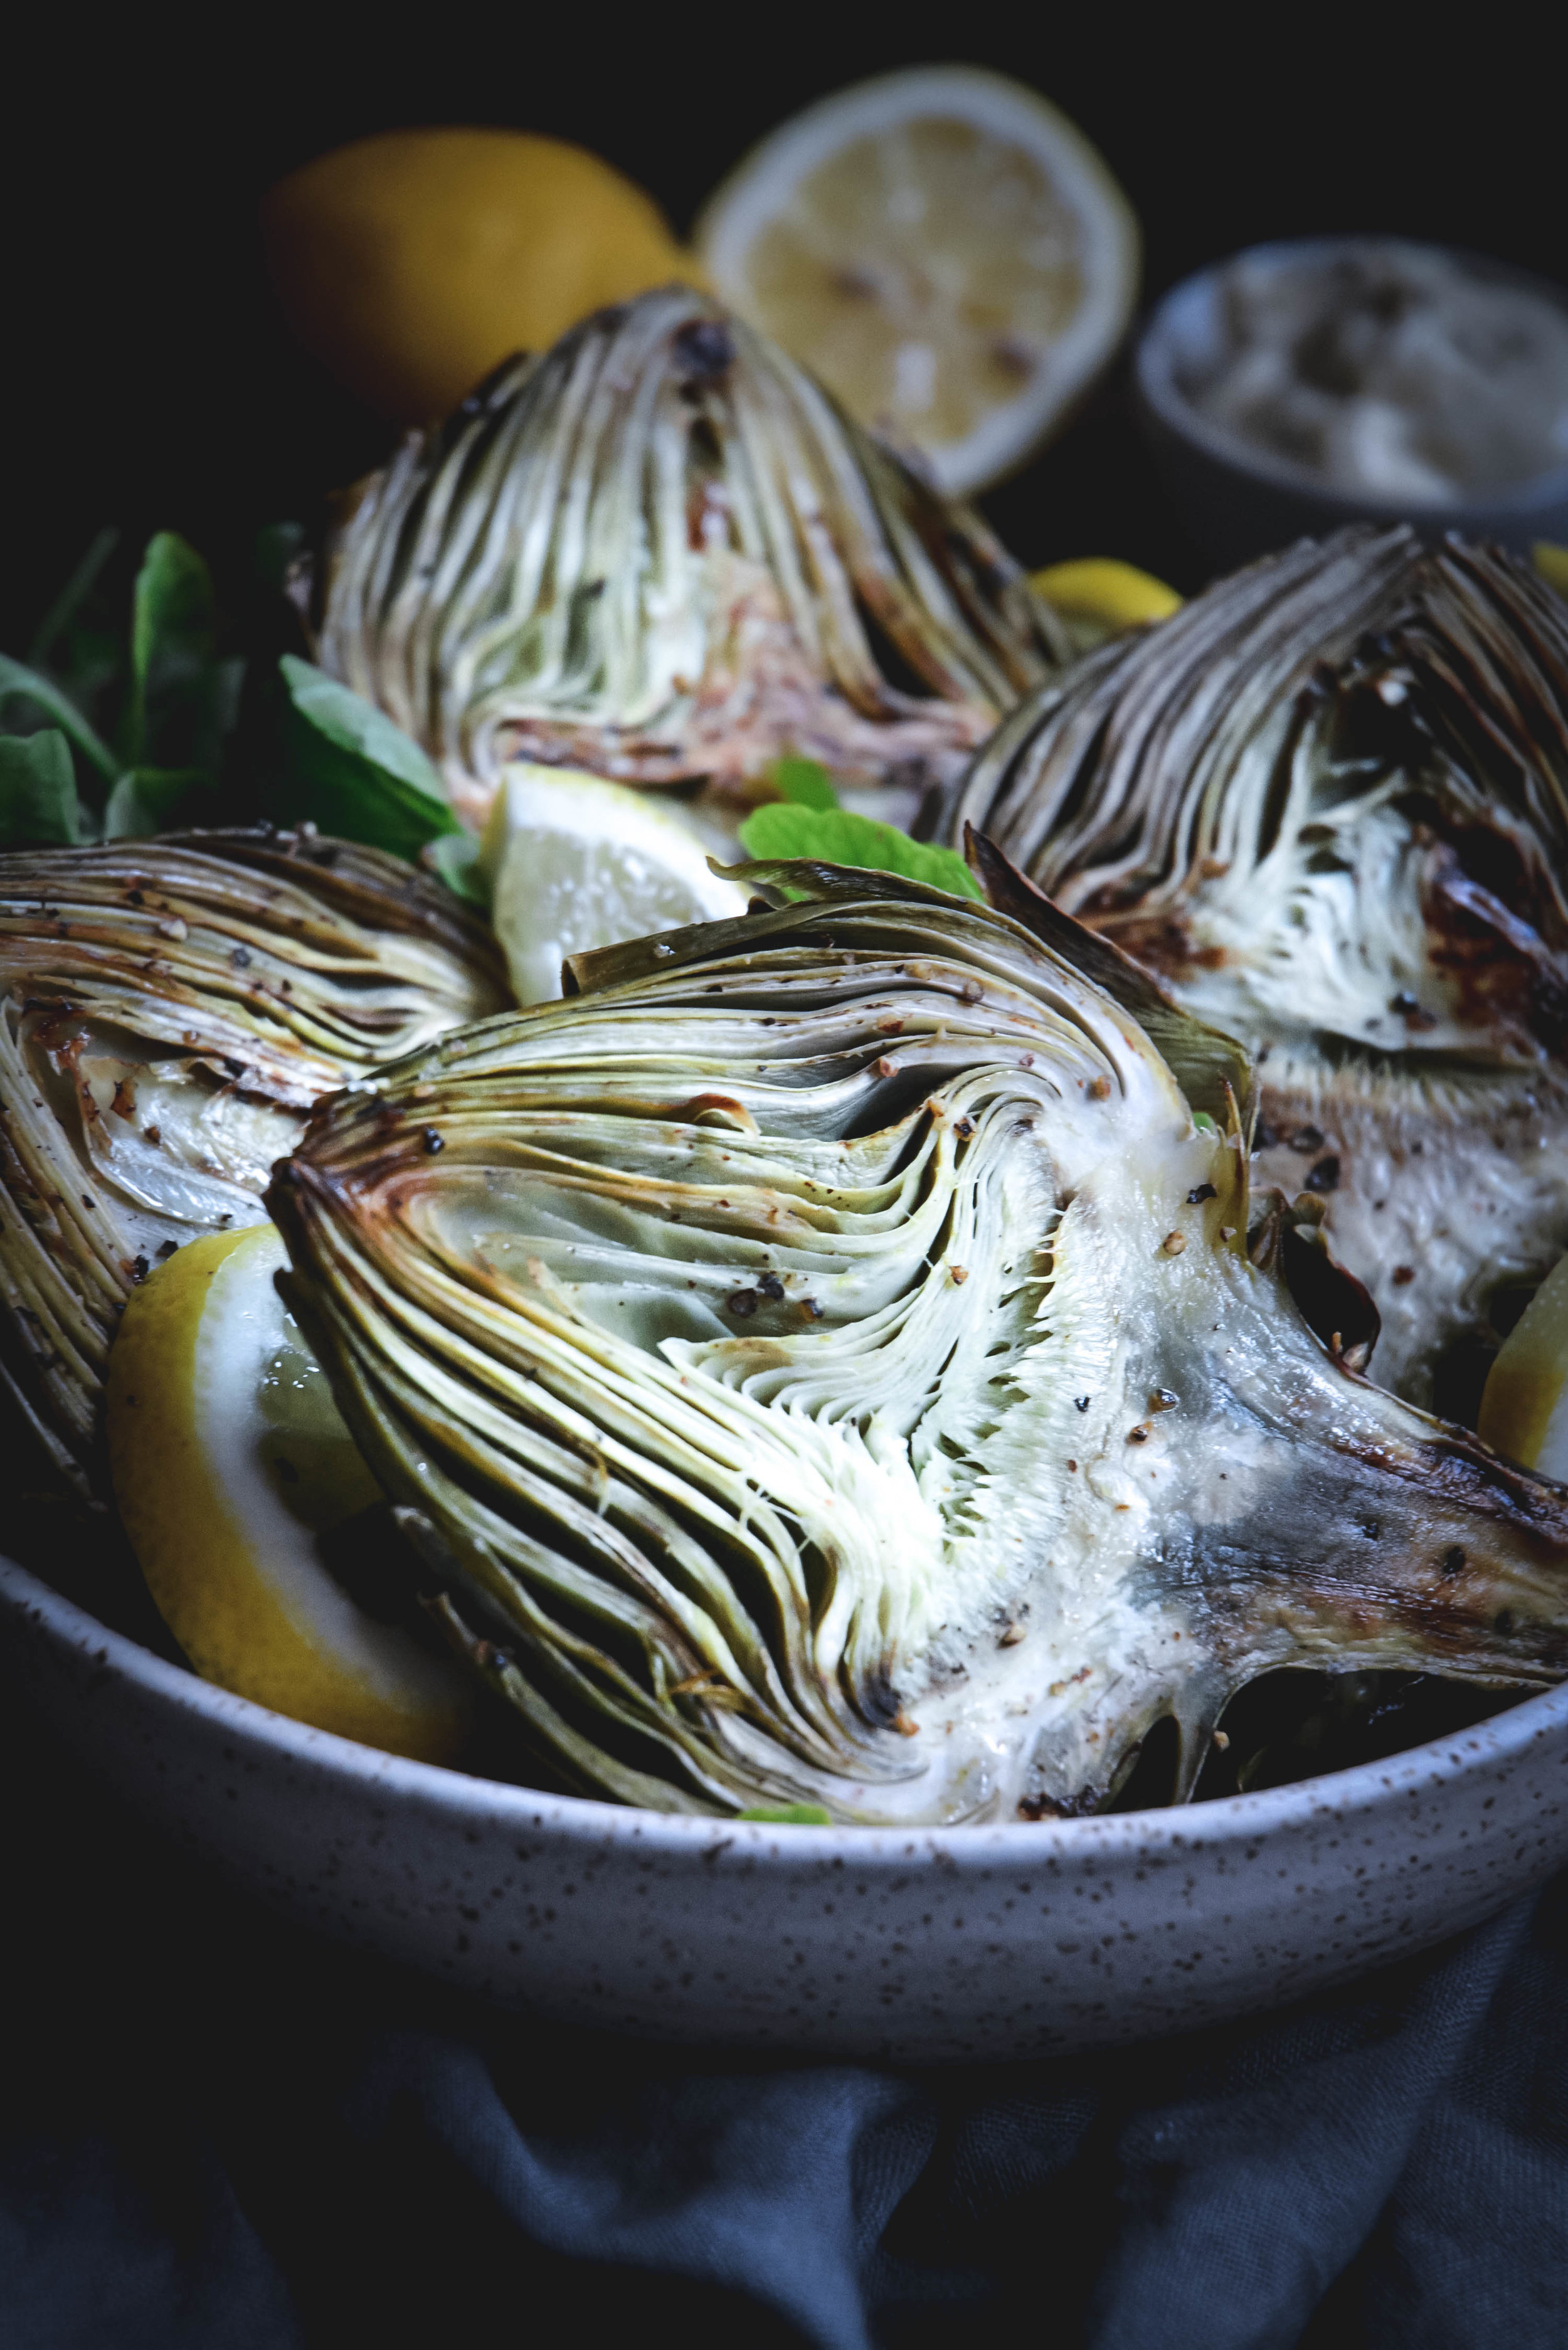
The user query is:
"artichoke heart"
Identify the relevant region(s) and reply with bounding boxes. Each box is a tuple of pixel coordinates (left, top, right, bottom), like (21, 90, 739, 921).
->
(954, 527, 1568, 1414)
(309, 288, 1066, 831)
(1, 830, 508, 1486)
(267, 856, 1568, 1823)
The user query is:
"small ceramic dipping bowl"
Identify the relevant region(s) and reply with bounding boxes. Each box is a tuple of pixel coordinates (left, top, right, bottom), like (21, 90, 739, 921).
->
(5, 1552, 1568, 2062)
(1133, 238, 1568, 575)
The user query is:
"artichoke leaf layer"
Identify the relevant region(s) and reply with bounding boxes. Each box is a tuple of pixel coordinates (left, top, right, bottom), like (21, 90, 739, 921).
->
(954, 528, 1568, 1411)
(269, 862, 1568, 1822)
(0, 832, 509, 1483)
(311, 289, 1066, 831)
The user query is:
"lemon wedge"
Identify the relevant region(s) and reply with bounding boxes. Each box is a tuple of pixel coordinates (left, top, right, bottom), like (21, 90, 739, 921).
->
(1031, 558, 1183, 653)
(106, 1224, 469, 1760)
(262, 128, 697, 426)
(480, 764, 749, 1004)
(1479, 1253, 1568, 1480)
(696, 66, 1140, 496)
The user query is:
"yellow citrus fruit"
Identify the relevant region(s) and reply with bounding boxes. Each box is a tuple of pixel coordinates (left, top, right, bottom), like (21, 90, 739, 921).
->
(1479, 1252, 1568, 1481)
(106, 1224, 470, 1760)
(481, 763, 747, 1004)
(262, 127, 697, 424)
(1030, 558, 1183, 652)
(697, 67, 1140, 496)
(1534, 542, 1568, 600)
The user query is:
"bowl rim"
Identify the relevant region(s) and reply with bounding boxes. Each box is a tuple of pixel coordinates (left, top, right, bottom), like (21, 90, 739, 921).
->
(1133, 233, 1568, 520)
(7, 1549, 1565, 1862)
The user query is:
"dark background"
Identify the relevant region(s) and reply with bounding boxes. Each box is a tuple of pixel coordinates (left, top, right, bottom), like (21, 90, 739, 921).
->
(2, 27, 1562, 652)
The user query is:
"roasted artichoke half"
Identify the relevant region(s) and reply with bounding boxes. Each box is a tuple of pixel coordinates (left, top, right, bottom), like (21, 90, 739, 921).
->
(308, 287, 1066, 831)
(266, 856, 1568, 1823)
(1, 830, 508, 1487)
(953, 527, 1568, 1415)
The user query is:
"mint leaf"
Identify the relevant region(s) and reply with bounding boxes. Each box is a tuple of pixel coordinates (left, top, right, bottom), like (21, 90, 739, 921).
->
(0, 652, 117, 781)
(736, 803, 982, 899)
(0, 730, 83, 844)
(769, 756, 838, 812)
(276, 655, 460, 860)
(737, 1804, 834, 1824)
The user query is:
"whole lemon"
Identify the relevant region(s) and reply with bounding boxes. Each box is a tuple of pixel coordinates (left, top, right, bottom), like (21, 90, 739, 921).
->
(262, 127, 697, 425)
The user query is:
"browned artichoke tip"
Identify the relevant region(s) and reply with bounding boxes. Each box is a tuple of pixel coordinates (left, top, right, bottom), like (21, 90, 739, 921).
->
(0, 827, 510, 1492)
(305, 287, 1069, 834)
(951, 526, 1568, 1416)
(265, 855, 1568, 1824)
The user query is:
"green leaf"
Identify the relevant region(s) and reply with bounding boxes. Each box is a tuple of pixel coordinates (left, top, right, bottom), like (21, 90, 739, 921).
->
(0, 730, 82, 844)
(125, 532, 218, 772)
(277, 655, 460, 860)
(426, 827, 489, 907)
(0, 652, 118, 781)
(768, 755, 839, 812)
(29, 527, 120, 668)
(736, 804, 982, 899)
(103, 767, 213, 840)
(736, 1804, 834, 1824)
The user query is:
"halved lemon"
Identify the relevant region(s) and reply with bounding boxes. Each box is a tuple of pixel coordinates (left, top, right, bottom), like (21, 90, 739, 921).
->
(481, 763, 748, 1005)
(106, 1224, 470, 1760)
(697, 67, 1140, 496)
(1479, 1253, 1568, 1480)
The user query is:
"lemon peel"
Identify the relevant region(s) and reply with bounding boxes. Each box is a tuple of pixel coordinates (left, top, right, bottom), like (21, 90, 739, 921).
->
(107, 1224, 469, 1759)
(263, 127, 697, 425)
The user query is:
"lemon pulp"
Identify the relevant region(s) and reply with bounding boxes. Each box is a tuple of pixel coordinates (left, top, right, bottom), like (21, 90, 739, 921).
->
(698, 68, 1139, 495)
(481, 763, 748, 1004)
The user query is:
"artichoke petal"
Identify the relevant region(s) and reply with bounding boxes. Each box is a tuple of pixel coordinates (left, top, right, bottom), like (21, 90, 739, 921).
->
(269, 860, 1568, 1821)
(310, 290, 1066, 832)
(952, 528, 1568, 1412)
(0, 830, 509, 1488)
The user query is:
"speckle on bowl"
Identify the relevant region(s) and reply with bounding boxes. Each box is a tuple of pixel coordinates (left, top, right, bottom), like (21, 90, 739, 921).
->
(4, 1553, 1566, 2060)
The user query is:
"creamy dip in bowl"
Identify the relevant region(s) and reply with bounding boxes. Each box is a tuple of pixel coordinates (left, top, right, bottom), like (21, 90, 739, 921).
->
(1135, 239, 1568, 572)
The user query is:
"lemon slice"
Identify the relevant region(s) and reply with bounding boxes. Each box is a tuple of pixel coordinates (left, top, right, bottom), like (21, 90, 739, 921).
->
(481, 763, 749, 1004)
(1031, 558, 1184, 653)
(106, 1225, 469, 1759)
(1479, 1253, 1568, 1479)
(696, 66, 1140, 496)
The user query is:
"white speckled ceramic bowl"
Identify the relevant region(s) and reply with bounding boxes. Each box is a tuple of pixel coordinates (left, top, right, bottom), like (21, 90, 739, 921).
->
(1134, 238, 1568, 574)
(4, 1552, 1567, 2061)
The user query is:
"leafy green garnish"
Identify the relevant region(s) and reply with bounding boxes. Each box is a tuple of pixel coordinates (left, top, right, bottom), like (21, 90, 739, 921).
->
(103, 769, 215, 841)
(768, 755, 839, 812)
(426, 827, 490, 907)
(736, 803, 982, 899)
(275, 656, 461, 860)
(0, 650, 118, 782)
(0, 731, 82, 845)
(125, 534, 220, 773)
(736, 1804, 835, 1824)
